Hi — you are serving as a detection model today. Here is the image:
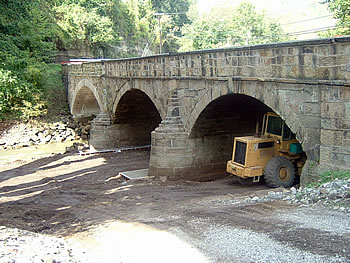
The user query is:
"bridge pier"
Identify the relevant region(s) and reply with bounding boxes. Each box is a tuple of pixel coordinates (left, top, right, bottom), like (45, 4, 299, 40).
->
(68, 37, 350, 183)
(89, 112, 114, 151)
(149, 116, 193, 180)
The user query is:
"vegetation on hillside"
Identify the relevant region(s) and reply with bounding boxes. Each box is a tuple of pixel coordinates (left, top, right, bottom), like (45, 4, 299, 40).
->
(1, 0, 345, 120)
(178, 2, 290, 51)
(0, 0, 63, 120)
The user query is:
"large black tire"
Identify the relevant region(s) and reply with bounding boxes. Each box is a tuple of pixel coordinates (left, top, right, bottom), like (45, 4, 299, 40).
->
(264, 156, 295, 188)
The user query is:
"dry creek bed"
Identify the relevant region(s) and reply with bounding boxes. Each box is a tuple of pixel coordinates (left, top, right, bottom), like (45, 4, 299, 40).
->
(0, 150, 349, 263)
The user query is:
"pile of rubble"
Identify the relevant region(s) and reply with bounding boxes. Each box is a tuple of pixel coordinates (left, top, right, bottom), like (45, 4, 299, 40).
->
(0, 116, 93, 150)
(248, 178, 350, 213)
(286, 179, 350, 212)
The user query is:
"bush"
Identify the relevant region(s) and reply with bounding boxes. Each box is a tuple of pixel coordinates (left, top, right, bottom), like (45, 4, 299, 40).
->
(0, 64, 67, 121)
(307, 170, 350, 188)
(0, 69, 33, 118)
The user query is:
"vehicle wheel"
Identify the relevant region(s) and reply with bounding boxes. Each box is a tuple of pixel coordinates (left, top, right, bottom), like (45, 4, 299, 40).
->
(264, 157, 295, 188)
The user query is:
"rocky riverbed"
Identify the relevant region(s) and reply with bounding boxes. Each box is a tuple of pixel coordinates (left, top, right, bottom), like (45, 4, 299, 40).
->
(0, 116, 93, 150)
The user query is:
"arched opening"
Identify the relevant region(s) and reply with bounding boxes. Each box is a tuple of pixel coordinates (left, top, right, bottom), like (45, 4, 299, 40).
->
(113, 89, 162, 147)
(188, 93, 305, 183)
(72, 86, 101, 117)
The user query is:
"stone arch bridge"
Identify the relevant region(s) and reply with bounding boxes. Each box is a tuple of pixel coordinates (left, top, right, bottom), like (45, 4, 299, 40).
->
(65, 37, 350, 183)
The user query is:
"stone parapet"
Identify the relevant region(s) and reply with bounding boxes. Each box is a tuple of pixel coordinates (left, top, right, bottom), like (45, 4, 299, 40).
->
(67, 37, 350, 184)
(102, 37, 350, 84)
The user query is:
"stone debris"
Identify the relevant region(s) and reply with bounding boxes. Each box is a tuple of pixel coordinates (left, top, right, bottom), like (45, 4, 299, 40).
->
(287, 179, 350, 211)
(0, 116, 94, 150)
(222, 178, 350, 213)
(0, 227, 84, 263)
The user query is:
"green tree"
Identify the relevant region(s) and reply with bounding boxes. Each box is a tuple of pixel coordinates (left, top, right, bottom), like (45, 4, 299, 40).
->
(178, 2, 290, 51)
(126, 0, 192, 54)
(151, 0, 192, 53)
(321, 0, 350, 35)
(0, 0, 62, 119)
(54, 2, 115, 49)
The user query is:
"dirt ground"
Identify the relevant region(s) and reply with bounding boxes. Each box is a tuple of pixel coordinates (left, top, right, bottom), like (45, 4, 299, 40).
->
(0, 149, 349, 262)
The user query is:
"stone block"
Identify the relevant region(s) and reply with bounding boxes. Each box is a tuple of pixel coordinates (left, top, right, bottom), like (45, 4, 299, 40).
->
(319, 56, 336, 67)
(304, 67, 316, 78)
(344, 102, 350, 119)
(157, 167, 174, 178)
(302, 102, 320, 115)
(319, 145, 332, 166)
(165, 147, 187, 155)
(302, 115, 320, 129)
(321, 118, 342, 129)
(194, 156, 211, 166)
(173, 167, 194, 178)
(321, 129, 343, 146)
(341, 86, 350, 101)
(315, 68, 330, 80)
(321, 102, 344, 118)
(321, 86, 341, 102)
(332, 150, 350, 168)
(151, 146, 165, 155)
(148, 166, 158, 177)
(154, 139, 171, 147)
(170, 138, 188, 147)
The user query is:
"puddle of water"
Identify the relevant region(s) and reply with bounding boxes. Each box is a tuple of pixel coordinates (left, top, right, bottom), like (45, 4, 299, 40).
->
(0, 141, 80, 164)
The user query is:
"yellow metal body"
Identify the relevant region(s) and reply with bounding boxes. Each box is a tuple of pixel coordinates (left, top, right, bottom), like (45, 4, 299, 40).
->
(227, 112, 304, 179)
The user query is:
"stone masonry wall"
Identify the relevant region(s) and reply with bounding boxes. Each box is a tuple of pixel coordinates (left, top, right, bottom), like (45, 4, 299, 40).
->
(320, 85, 350, 172)
(103, 38, 350, 82)
(67, 37, 350, 181)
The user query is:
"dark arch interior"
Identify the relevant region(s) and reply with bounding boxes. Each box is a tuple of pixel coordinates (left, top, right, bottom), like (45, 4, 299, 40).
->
(190, 94, 272, 138)
(113, 89, 162, 147)
(189, 94, 273, 180)
(72, 87, 100, 117)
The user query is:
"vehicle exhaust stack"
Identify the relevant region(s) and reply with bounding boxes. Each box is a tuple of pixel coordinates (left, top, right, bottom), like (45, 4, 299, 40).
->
(254, 121, 260, 137)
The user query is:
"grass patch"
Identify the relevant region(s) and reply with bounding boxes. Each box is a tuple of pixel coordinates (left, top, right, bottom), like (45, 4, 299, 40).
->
(307, 170, 350, 188)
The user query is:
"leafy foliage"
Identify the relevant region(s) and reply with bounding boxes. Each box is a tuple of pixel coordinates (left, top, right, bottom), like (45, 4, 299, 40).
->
(55, 3, 115, 48)
(178, 2, 290, 51)
(150, 0, 192, 52)
(321, 0, 350, 36)
(0, 0, 298, 120)
(0, 0, 62, 119)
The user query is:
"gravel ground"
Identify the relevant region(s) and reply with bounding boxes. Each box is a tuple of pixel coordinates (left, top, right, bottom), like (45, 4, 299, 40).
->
(0, 150, 349, 263)
(200, 225, 345, 263)
(168, 204, 349, 263)
(0, 227, 81, 263)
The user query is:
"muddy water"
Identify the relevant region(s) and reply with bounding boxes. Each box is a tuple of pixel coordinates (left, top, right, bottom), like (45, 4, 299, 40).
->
(0, 141, 79, 165)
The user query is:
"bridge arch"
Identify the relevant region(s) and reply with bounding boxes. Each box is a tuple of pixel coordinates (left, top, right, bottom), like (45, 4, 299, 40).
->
(186, 81, 305, 150)
(71, 79, 104, 117)
(112, 83, 165, 120)
(183, 80, 311, 181)
(111, 86, 162, 147)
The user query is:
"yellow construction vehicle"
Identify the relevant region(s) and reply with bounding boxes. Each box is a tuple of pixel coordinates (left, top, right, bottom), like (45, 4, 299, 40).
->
(226, 112, 305, 188)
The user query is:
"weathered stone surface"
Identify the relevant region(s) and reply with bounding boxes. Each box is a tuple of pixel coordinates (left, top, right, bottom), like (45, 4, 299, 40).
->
(65, 37, 350, 182)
